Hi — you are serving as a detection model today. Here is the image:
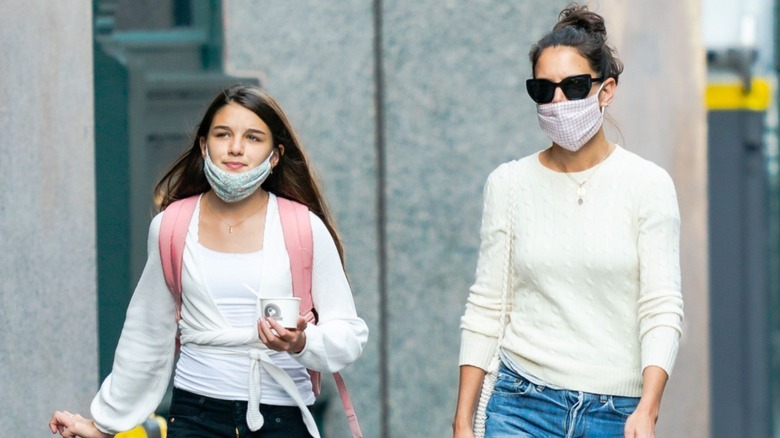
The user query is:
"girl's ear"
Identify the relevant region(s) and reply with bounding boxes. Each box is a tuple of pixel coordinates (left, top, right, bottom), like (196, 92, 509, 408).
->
(273, 145, 285, 167)
(199, 137, 207, 157)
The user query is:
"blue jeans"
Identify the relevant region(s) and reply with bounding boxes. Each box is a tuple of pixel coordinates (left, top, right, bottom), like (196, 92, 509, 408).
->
(167, 388, 313, 437)
(485, 363, 640, 438)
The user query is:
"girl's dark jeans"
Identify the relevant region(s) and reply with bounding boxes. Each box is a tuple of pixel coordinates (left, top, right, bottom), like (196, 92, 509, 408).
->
(167, 387, 313, 437)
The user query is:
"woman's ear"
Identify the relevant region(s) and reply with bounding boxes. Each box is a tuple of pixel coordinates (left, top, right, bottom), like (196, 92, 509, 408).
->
(199, 137, 207, 158)
(599, 77, 617, 108)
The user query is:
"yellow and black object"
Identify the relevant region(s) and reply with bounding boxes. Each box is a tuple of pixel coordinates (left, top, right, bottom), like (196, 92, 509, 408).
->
(706, 77, 771, 111)
(115, 415, 167, 438)
(706, 74, 773, 438)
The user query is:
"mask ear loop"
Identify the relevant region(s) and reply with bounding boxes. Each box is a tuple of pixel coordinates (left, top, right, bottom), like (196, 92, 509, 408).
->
(267, 148, 279, 174)
(596, 81, 608, 115)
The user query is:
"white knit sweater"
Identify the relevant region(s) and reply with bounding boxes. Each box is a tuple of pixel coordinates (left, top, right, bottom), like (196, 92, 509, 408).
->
(90, 194, 368, 433)
(460, 146, 684, 397)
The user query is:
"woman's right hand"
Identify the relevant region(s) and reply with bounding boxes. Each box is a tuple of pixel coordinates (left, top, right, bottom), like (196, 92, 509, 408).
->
(452, 365, 487, 438)
(452, 422, 475, 438)
(49, 411, 112, 438)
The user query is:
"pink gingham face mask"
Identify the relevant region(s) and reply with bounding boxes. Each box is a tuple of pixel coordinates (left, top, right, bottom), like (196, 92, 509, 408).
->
(536, 83, 605, 152)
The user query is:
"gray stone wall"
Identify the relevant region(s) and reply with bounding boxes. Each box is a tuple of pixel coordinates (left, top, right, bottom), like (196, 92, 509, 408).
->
(223, 1, 556, 435)
(379, 2, 556, 434)
(0, 0, 98, 434)
(224, 2, 380, 436)
(224, 0, 708, 437)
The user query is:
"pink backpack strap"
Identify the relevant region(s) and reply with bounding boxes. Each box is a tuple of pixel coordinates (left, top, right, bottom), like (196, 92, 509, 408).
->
(277, 196, 362, 438)
(159, 195, 199, 320)
(334, 372, 363, 438)
(277, 196, 314, 317)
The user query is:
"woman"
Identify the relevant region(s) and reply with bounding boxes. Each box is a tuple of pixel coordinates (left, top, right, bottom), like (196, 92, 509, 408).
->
(453, 4, 683, 438)
(50, 85, 368, 438)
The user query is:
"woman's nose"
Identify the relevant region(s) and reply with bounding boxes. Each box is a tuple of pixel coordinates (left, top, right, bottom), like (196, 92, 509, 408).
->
(551, 86, 567, 103)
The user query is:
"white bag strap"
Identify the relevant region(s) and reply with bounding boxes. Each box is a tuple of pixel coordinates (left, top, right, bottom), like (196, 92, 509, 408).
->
(473, 162, 517, 437)
(495, 166, 516, 363)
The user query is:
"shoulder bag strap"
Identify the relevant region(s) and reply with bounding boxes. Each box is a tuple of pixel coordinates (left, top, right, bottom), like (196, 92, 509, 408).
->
(473, 163, 516, 437)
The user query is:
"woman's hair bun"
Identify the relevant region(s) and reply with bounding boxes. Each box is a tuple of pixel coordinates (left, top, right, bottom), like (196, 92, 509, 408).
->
(553, 3, 607, 38)
(528, 2, 622, 83)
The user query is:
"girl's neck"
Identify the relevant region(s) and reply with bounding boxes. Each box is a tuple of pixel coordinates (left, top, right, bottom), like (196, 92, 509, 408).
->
(206, 189, 269, 218)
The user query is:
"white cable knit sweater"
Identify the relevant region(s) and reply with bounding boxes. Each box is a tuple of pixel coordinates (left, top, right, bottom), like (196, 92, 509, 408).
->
(90, 194, 368, 434)
(460, 146, 684, 397)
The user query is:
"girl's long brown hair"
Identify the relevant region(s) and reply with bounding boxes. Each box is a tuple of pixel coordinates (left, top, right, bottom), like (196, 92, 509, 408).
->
(154, 85, 345, 264)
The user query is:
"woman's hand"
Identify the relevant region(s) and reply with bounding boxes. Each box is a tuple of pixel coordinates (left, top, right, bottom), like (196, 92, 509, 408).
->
(452, 365, 486, 438)
(49, 411, 112, 438)
(624, 405, 657, 438)
(452, 422, 475, 438)
(258, 315, 308, 353)
(624, 366, 667, 438)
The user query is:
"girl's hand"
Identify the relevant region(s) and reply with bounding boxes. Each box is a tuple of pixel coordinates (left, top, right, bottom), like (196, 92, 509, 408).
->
(49, 411, 112, 438)
(258, 315, 308, 353)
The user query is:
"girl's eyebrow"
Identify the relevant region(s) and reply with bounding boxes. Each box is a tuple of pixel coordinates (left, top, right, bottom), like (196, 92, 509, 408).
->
(212, 125, 267, 136)
(246, 128, 268, 136)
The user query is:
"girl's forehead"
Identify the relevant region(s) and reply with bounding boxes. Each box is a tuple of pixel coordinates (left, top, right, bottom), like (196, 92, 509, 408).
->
(211, 103, 269, 130)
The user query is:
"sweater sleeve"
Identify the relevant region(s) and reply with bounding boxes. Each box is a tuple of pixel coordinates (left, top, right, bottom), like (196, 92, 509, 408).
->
(90, 213, 179, 434)
(636, 167, 684, 376)
(459, 164, 513, 370)
(290, 213, 368, 373)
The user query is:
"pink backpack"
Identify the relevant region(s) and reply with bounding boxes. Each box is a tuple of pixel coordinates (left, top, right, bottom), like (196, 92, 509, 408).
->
(159, 195, 362, 437)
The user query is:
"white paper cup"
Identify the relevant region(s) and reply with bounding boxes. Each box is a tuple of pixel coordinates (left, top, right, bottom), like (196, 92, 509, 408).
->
(258, 297, 300, 329)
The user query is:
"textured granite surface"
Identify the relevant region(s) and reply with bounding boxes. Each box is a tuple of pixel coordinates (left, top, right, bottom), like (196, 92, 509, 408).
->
(0, 0, 98, 432)
(380, 1, 556, 435)
(224, 2, 380, 436)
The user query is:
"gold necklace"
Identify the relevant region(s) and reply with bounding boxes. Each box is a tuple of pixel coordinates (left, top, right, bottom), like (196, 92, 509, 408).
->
(550, 145, 612, 205)
(205, 193, 268, 233)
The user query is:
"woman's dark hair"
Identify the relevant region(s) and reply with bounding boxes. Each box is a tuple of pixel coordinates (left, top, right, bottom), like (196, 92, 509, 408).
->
(154, 84, 346, 263)
(529, 3, 623, 83)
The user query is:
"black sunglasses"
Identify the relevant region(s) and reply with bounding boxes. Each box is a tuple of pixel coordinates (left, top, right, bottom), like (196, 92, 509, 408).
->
(526, 74, 604, 104)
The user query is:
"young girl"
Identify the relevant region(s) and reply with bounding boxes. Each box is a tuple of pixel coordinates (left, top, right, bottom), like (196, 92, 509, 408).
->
(50, 85, 368, 438)
(454, 4, 683, 437)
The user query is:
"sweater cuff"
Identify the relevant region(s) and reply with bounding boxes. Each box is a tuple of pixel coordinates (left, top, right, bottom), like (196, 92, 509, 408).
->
(641, 326, 680, 376)
(93, 421, 112, 436)
(459, 329, 498, 370)
(290, 325, 326, 370)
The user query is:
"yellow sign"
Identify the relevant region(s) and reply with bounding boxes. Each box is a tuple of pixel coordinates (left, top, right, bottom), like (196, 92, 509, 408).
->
(706, 78, 771, 111)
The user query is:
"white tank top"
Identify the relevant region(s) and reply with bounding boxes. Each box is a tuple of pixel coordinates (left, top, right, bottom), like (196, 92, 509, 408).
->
(173, 243, 313, 405)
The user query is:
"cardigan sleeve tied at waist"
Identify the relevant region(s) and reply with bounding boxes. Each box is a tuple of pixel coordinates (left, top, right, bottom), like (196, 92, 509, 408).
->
(181, 327, 320, 437)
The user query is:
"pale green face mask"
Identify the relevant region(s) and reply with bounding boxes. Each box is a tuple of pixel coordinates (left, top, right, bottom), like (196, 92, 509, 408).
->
(203, 147, 274, 202)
